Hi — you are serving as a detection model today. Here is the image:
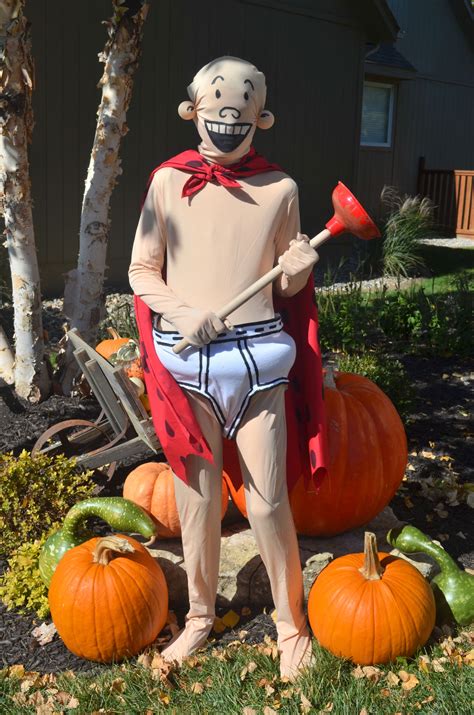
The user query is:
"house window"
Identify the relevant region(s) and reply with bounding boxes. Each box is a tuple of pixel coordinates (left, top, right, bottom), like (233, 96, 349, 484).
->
(361, 81, 395, 147)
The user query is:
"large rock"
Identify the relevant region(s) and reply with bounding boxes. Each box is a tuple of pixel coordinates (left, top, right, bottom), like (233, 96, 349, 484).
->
(146, 507, 434, 609)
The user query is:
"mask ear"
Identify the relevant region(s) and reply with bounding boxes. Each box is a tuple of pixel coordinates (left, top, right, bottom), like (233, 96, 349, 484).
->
(257, 110, 275, 130)
(178, 101, 197, 120)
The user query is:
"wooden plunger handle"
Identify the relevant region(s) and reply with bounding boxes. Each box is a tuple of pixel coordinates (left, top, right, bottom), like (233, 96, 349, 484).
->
(172, 228, 332, 354)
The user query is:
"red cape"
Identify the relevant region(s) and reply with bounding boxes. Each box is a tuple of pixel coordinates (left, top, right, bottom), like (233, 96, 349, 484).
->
(134, 149, 328, 491)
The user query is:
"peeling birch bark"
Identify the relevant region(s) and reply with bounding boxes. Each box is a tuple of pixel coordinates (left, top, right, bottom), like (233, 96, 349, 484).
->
(0, 322, 14, 383)
(61, 1, 150, 394)
(0, 1, 49, 401)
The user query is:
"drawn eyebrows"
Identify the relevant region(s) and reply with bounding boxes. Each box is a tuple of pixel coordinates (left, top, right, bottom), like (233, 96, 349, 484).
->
(244, 79, 255, 90)
(211, 75, 224, 84)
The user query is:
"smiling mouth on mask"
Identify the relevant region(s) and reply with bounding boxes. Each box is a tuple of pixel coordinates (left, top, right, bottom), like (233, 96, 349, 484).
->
(204, 119, 252, 153)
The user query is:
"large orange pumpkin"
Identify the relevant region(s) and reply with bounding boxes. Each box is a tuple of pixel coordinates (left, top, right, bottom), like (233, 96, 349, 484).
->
(49, 534, 168, 663)
(308, 532, 436, 664)
(123, 462, 230, 538)
(224, 371, 407, 536)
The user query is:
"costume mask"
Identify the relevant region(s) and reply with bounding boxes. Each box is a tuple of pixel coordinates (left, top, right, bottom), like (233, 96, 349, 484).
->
(178, 56, 275, 165)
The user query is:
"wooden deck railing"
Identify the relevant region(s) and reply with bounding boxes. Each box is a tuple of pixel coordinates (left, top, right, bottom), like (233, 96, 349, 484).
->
(417, 157, 474, 238)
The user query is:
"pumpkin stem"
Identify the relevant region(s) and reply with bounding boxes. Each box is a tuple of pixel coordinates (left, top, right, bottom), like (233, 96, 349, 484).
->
(107, 327, 121, 339)
(93, 536, 135, 566)
(359, 532, 385, 580)
(324, 367, 337, 389)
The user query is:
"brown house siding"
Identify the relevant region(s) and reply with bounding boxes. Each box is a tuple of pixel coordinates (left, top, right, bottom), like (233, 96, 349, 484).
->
(22, 0, 382, 295)
(357, 0, 474, 224)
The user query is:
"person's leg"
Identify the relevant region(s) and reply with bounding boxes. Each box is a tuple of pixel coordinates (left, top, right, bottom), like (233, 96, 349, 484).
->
(161, 392, 223, 663)
(235, 385, 312, 679)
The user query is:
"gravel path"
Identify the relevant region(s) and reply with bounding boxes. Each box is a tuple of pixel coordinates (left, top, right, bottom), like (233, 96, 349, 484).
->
(419, 237, 474, 248)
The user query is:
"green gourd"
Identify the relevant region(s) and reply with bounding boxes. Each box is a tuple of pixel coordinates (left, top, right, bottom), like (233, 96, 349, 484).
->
(387, 525, 474, 626)
(39, 497, 156, 586)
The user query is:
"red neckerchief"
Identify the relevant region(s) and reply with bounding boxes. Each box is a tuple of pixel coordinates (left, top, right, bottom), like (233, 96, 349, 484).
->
(144, 147, 282, 199)
(134, 148, 328, 490)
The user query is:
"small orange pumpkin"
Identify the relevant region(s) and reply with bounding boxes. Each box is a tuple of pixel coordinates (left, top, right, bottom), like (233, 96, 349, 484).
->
(224, 371, 407, 536)
(96, 328, 129, 360)
(308, 532, 436, 664)
(123, 462, 230, 538)
(49, 534, 168, 663)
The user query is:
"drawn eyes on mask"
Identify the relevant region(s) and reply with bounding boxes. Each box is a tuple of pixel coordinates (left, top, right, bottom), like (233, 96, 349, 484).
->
(215, 89, 249, 101)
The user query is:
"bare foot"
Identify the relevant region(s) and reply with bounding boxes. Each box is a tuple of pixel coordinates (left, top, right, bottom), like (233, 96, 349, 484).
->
(160, 616, 214, 665)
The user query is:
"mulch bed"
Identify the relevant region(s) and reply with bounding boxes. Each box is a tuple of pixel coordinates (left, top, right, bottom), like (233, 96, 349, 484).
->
(0, 353, 472, 674)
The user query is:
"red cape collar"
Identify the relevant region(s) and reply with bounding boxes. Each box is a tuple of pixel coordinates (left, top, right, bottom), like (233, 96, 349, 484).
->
(145, 147, 282, 198)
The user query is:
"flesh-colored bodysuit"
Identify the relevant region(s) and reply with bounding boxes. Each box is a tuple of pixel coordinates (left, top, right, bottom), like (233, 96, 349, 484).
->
(129, 57, 318, 678)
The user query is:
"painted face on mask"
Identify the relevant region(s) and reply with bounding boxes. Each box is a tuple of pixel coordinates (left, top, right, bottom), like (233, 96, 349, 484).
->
(178, 56, 275, 164)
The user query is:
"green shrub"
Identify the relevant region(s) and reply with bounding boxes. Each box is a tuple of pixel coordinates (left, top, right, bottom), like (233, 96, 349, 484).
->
(317, 278, 472, 357)
(337, 352, 413, 418)
(0, 536, 50, 618)
(0, 450, 95, 556)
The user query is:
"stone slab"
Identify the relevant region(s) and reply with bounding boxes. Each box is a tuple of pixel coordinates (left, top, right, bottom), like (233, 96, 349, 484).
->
(145, 507, 435, 609)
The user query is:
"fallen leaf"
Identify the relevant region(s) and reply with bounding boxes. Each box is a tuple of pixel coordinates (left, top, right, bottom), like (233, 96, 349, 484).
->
(431, 658, 447, 672)
(110, 678, 125, 693)
(421, 695, 435, 704)
(137, 652, 153, 669)
(463, 648, 474, 665)
(8, 664, 25, 678)
(398, 671, 419, 691)
(351, 666, 365, 679)
(418, 655, 431, 672)
(407, 464, 416, 471)
(241, 606, 252, 616)
(66, 696, 79, 709)
(213, 617, 226, 633)
(319, 703, 333, 714)
(359, 709, 369, 715)
(265, 684, 276, 697)
(54, 691, 75, 705)
(380, 688, 391, 697)
(221, 610, 240, 628)
(191, 682, 204, 694)
(32, 623, 57, 646)
(386, 671, 400, 686)
(263, 708, 278, 715)
(300, 693, 312, 713)
(243, 709, 257, 715)
(421, 450, 436, 460)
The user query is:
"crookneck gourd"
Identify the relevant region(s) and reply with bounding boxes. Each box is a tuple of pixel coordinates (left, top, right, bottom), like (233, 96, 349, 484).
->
(39, 497, 156, 586)
(387, 525, 474, 626)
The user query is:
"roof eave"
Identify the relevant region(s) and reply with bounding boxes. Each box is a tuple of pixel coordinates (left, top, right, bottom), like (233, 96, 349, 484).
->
(366, 0, 400, 42)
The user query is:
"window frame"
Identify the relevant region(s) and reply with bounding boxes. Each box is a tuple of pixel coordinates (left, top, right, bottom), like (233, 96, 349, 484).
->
(360, 80, 395, 149)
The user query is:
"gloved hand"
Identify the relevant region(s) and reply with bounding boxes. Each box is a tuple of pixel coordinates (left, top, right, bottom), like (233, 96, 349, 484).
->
(278, 232, 319, 293)
(167, 307, 228, 347)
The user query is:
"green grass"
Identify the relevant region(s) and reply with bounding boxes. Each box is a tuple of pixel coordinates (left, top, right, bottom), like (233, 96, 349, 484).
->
(1, 630, 473, 714)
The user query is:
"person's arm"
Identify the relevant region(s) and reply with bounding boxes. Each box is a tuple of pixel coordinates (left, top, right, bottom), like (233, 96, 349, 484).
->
(273, 188, 319, 298)
(128, 175, 226, 346)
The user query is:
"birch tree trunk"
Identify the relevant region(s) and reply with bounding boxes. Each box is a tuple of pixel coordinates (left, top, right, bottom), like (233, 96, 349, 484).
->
(0, 0, 49, 401)
(0, 322, 14, 383)
(61, 0, 149, 394)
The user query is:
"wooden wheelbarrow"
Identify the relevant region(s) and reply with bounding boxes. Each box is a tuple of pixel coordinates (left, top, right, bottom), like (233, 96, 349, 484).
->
(32, 328, 161, 478)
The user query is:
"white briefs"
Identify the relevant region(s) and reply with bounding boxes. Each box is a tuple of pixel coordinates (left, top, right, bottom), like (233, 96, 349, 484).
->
(153, 315, 296, 438)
